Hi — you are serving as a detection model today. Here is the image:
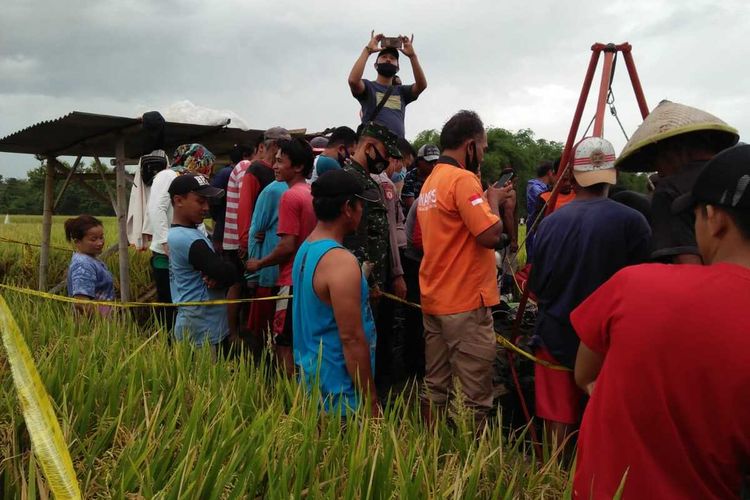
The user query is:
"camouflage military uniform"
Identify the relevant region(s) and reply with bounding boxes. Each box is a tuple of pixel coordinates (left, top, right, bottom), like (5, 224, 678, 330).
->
(343, 159, 390, 289)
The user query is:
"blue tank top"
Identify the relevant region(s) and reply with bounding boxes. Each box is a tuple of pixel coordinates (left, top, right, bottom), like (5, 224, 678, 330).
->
(292, 239, 377, 413)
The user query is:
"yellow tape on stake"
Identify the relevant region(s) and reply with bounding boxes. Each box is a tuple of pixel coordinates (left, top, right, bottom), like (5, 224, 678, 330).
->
(0, 295, 82, 499)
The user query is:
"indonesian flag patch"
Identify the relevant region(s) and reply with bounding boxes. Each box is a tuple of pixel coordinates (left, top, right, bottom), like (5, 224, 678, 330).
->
(469, 194, 484, 206)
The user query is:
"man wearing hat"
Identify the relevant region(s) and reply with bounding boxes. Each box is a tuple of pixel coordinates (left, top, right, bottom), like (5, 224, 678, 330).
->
(402, 143, 440, 210)
(529, 137, 651, 449)
(616, 100, 739, 264)
(343, 122, 403, 296)
(348, 31, 428, 138)
(167, 173, 239, 353)
(293, 169, 380, 416)
(571, 144, 750, 499)
(147, 144, 215, 332)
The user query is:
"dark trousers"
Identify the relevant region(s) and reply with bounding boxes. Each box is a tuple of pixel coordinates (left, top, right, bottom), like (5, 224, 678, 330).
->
(375, 293, 396, 390)
(401, 252, 425, 379)
(150, 254, 176, 332)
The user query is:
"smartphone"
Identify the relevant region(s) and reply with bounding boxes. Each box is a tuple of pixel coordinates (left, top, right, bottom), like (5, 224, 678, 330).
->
(493, 171, 516, 188)
(381, 37, 403, 49)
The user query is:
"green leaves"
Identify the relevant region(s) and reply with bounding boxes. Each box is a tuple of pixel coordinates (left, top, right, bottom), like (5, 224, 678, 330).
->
(0, 296, 570, 499)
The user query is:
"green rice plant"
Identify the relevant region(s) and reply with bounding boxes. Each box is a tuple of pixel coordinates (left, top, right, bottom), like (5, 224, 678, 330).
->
(0, 294, 569, 498)
(0, 215, 153, 299)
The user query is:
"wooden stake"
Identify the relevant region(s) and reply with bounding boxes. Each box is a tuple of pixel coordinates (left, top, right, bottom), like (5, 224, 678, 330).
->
(39, 158, 56, 291)
(115, 137, 130, 302)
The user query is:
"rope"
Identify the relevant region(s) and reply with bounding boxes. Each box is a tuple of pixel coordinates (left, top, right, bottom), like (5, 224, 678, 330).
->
(0, 236, 72, 253)
(1, 284, 569, 372)
(0, 283, 291, 308)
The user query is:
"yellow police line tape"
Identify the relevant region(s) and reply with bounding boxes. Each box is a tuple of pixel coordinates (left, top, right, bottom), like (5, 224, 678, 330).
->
(381, 291, 571, 372)
(0, 284, 571, 372)
(0, 295, 82, 499)
(0, 283, 290, 308)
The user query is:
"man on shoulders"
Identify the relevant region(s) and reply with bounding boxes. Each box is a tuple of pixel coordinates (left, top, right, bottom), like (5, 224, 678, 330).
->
(348, 31, 427, 138)
(417, 110, 514, 428)
(572, 144, 750, 499)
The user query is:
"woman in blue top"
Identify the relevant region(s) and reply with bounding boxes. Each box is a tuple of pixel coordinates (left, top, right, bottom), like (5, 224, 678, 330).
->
(292, 169, 380, 416)
(64, 215, 115, 316)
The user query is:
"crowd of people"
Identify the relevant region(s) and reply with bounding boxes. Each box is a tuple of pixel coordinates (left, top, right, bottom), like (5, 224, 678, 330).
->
(61, 33, 750, 499)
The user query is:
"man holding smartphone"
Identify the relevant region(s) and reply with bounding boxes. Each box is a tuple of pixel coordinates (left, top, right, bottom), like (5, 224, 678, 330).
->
(348, 31, 428, 138)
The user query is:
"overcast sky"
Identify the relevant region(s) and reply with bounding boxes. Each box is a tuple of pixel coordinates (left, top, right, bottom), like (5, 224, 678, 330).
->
(1, 0, 749, 178)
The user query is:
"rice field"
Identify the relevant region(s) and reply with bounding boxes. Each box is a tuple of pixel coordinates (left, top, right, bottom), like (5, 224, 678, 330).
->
(0, 216, 565, 499)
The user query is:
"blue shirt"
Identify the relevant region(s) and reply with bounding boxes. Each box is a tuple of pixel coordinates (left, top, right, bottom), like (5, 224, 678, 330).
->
(528, 198, 652, 367)
(67, 252, 115, 301)
(248, 181, 288, 287)
(316, 155, 342, 177)
(356, 80, 417, 138)
(168, 226, 229, 346)
(292, 239, 377, 413)
(525, 178, 550, 261)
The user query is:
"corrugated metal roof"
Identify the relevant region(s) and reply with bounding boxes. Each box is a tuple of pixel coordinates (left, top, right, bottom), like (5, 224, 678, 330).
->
(0, 111, 299, 160)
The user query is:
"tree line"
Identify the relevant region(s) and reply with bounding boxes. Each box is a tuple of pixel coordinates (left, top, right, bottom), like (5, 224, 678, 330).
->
(0, 161, 116, 216)
(0, 128, 648, 216)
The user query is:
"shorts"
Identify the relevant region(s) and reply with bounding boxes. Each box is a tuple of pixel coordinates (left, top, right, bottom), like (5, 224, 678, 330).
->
(534, 346, 584, 425)
(246, 286, 277, 334)
(221, 249, 245, 276)
(272, 286, 293, 347)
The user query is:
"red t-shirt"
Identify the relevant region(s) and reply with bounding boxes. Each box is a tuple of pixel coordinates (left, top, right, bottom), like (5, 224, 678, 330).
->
(276, 182, 316, 286)
(570, 263, 750, 500)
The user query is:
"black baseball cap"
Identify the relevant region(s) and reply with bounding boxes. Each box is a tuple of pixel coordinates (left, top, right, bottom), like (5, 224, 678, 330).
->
(312, 170, 379, 203)
(168, 173, 224, 199)
(379, 47, 400, 60)
(672, 144, 750, 213)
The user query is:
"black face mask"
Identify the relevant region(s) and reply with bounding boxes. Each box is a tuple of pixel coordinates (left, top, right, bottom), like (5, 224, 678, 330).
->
(376, 62, 399, 78)
(366, 145, 389, 174)
(337, 148, 350, 165)
(466, 142, 480, 174)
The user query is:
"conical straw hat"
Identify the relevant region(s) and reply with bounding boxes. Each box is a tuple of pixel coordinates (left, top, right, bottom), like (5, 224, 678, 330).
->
(616, 100, 739, 172)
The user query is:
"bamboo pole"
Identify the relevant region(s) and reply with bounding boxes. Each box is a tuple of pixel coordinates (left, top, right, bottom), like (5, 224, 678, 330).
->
(39, 159, 56, 291)
(115, 137, 130, 302)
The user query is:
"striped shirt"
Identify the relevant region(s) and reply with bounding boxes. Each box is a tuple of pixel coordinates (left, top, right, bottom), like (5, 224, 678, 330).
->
(222, 160, 251, 250)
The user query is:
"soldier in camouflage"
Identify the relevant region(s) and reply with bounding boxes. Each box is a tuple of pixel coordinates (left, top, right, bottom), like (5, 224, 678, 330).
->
(342, 122, 403, 292)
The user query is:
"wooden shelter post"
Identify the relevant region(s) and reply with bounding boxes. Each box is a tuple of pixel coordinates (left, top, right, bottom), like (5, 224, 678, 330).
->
(115, 136, 130, 302)
(39, 158, 56, 290)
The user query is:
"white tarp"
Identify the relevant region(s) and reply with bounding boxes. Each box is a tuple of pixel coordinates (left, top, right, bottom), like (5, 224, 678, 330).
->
(162, 100, 250, 131)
